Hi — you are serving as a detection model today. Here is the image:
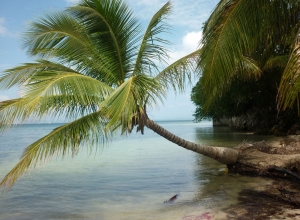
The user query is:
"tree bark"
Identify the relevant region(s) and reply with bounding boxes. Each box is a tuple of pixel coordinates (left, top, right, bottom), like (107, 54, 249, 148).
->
(145, 118, 239, 164)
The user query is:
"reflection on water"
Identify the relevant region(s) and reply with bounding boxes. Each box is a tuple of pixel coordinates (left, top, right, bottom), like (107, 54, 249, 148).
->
(0, 121, 278, 219)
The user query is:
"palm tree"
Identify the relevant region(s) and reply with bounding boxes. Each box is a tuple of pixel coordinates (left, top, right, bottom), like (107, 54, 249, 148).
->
(197, 0, 300, 112)
(0, 0, 238, 189)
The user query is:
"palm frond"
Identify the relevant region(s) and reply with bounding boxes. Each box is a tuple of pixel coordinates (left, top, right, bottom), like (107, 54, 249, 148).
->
(22, 11, 118, 84)
(23, 11, 93, 59)
(198, 55, 262, 111)
(133, 1, 172, 76)
(0, 111, 112, 190)
(278, 28, 300, 110)
(200, 0, 266, 86)
(203, 0, 231, 32)
(101, 75, 163, 133)
(0, 60, 76, 90)
(263, 55, 289, 70)
(236, 56, 262, 80)
(131, 75, 165, 110)
(156, 49, 200, 93)
(23, 70, 112, 98)
(0, 71, 113, 128)
(68, 0, 141, 82)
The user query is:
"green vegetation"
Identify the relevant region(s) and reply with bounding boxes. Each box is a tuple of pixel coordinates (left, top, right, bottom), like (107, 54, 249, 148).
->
(0, 0, 240, 190)
(191, 0, 300, 134)
(2, 0, 300, 191)
(0, 0, 194, 189)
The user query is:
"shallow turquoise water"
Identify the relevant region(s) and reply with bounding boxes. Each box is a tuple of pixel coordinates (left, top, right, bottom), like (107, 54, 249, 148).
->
(0, 121, 278, 219)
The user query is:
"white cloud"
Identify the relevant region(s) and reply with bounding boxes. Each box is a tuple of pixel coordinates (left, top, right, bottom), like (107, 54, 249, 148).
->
(0, 17, 9, 37)
(0, 95, 9, 101)
(169, 31, 202, 62)
(182, 31, 202, 51)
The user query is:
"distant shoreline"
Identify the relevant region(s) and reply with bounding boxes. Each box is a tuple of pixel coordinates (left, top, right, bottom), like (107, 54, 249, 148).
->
(8, 119, 212, 126)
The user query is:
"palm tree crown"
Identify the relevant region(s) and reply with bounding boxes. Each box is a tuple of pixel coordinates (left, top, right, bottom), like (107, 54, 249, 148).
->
(0, 0, 201, 189)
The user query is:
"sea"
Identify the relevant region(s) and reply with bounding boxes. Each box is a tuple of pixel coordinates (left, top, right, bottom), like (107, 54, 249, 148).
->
(0, 121, 280, 220)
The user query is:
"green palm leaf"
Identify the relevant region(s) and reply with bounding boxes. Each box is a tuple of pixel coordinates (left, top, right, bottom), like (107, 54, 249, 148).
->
(101, 75, 163, 133)
(0, 111, 112, 190)
(156, 49, 200, 93)
(200, 0, 266, 87)
(0, 71, 113, 128)
(278, 28, 300, 110)
(68, 0, 141, 83)
(133, 1, 171, 76)
(263, 55, 289, 71)
(23, 11, 94, 60)
(23, 11, 120, 85)
(0, 60, 76, 89)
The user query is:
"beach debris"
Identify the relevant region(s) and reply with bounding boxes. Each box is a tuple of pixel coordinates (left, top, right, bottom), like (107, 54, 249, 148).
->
(182, 212, 214, 220)
(164, 194, 179, 203)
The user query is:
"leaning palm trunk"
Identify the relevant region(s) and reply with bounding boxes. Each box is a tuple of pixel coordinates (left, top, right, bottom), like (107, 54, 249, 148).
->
(145, 118, 239, 164)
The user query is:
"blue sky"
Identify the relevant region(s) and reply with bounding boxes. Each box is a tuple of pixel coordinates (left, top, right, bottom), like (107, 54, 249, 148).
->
(0, 0, 219, 121)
